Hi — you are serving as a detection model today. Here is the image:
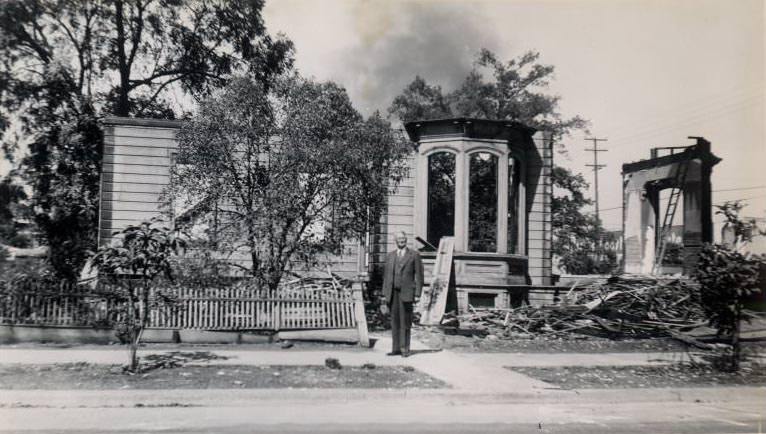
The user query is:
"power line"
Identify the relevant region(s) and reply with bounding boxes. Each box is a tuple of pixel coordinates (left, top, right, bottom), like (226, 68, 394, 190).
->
(595, 83, 763, 138)
(589, 186, 766, 213)
(608, 101, 761, 151)
(714, 194, 766, 204)
(585, 137, 608, 222)
(712, 185, 766, 193)
(608, 93, 763, 147)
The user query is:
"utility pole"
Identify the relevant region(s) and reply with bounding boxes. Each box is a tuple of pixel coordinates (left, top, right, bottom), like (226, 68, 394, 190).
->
(585, 137, 608, 223)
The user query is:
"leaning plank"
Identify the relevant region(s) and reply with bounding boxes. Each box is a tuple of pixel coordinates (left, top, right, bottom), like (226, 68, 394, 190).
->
(352, 283, 370, 347)
(418, 237, 455, 325)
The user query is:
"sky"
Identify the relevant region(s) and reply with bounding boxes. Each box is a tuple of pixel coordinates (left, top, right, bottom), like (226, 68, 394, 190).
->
(263, 0, 765, 232)
(1, 0, 760, 234)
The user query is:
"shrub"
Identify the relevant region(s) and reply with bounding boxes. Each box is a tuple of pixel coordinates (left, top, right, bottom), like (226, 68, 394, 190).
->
(90, 220, 185, 372)
(695, 243, 763, 371)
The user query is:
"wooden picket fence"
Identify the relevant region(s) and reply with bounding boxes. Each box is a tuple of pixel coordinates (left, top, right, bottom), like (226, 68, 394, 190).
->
(0, 280, 366, 332)
(0, 280, 118, 327)
(151, 285, 363, 331)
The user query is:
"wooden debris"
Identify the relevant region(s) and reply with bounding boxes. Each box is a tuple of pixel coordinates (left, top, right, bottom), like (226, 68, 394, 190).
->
(443, 275, 709, 346)
(277, 328, 359, 343)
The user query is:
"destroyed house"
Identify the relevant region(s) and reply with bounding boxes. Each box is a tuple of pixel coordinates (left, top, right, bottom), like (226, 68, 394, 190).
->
(622, 137, 721, 275)
(99, 117, 554, 312)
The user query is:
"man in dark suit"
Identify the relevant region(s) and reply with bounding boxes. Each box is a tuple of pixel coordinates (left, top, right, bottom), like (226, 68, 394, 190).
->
(382, 231, 423, 357)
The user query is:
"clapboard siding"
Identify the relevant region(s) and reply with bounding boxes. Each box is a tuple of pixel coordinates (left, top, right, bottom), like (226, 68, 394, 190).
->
(105, 141, 177, 153)
(101, 200, 165, 212)
(381, 213, 416, 227)
(527, 222, 551, 232)
(99, 117, 365, 279)
(106, 140, 177, 152)
(108, 126, 180, 140)
(105, 145, 174, 158)
(105, 192, 165, 203)
(377, 154, 416, 263)
(387, 194, 414, 207)
(102, 209, 164, 221)
(99, 120, 181, 247)
(385, 204, 414, 216)
(102, 182, 167, 194)
(528, 214, 551, 223)
(391, 186, 415, 196)
(103, 163, 172, 176)
(102, 172, 170, 185)
(526, 131, 553, 285)
(103, 154, 169, 166)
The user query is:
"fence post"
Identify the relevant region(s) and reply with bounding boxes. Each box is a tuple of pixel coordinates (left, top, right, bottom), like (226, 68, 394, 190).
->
(274, 289, 281, 332)
(352, 280, 370, 347)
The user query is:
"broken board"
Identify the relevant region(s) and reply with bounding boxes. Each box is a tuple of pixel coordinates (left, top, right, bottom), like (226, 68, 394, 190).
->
(418, 237, 455, 325)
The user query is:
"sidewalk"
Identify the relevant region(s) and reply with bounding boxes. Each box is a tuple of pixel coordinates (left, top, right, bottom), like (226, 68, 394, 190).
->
(2, 337, 765, 433)
(0, 334, 686, 394)
(1, 334, 763, 406)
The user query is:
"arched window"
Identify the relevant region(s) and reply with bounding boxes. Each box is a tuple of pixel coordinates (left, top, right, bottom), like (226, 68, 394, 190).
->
(469, 152, 498, 252)
(427, 152, 456, 247)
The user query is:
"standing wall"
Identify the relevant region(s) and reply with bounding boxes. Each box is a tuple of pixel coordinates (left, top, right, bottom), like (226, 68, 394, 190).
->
(526, 131, 554, 285)
(99, 118, 181, 246)
(99, 117, 362, 278)
(373, 154, 417, 267)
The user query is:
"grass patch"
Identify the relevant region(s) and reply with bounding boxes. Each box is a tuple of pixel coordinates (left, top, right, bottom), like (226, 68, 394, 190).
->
(0, 363, 447, 390)
(509, 363, 766, 389)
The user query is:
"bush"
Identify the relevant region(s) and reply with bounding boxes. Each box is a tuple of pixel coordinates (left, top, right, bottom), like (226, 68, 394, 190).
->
(662, 241, 684, 266)
(695, 243, 764, 371)
(557, 248, 618, 275)
(0, 259, 56, 283)
(91, 220, 185, 372)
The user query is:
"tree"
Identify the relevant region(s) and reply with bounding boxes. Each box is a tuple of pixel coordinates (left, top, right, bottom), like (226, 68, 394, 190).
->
(389, 49, 613, 272)
(696, 244, 762, 371)
(167, 75, 411, 290)
(0, 0, 294, 121)
(552, 166, 616, 274)
(1, 0, 294, 279)
(717, 201, 766, 250)
(389, 49, 586, 143)
(29, 112, 103, 280)
(91, 220, 185, 372)
(0, 176, 30, 248)
(388, 76, 452, 124)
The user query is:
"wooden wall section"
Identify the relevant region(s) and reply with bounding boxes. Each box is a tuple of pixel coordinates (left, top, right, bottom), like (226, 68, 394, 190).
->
(99, 117, 181, 246)
(526, 131, 553, 285)
(99, 116, 552, 284)
(372, 154, 417, 269)
(99, 117, 362, 278)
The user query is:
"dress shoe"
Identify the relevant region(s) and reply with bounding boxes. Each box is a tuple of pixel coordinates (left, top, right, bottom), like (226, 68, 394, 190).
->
(401, 350, 411, 358)
(386, 351, 401, 356)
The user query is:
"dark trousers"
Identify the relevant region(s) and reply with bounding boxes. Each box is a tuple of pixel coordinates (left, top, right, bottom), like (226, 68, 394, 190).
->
(390, 289, 413, 353)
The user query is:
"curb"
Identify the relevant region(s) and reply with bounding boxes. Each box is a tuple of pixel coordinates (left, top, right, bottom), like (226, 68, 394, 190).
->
(1, 386, 763, 408)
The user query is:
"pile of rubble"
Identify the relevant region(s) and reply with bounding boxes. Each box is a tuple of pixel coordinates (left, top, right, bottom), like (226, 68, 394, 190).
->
(279, 274, 352, 292)
(442, 275, 709, 344)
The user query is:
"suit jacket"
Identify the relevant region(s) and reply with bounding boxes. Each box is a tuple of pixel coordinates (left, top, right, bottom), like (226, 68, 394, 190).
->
(382, 247, 424, 304)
